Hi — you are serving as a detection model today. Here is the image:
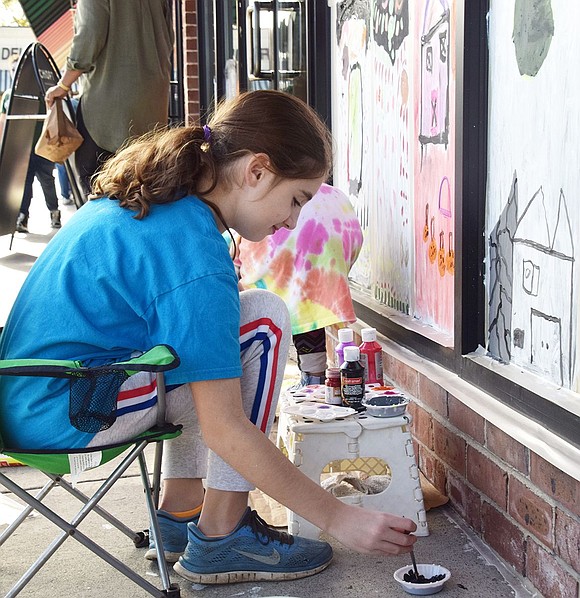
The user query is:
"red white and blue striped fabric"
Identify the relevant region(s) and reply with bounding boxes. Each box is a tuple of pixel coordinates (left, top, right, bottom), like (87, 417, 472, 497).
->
(116, 317, 284, 429)
(240, 317, 284, 432)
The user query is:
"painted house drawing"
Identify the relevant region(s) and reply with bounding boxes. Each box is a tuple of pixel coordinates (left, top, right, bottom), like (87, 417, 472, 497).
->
(510, 187, 575, 387)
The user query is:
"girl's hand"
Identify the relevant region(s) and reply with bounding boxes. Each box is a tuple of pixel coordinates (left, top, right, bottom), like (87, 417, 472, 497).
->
(328, 504, 418, 555)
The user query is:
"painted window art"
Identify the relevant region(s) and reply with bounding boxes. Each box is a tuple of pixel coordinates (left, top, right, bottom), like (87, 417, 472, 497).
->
(331, 0, 456, 345)
(486, 0, 580, 391)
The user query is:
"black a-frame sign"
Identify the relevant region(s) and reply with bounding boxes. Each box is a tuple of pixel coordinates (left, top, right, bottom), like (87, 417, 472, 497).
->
(0, 42, 82, 239)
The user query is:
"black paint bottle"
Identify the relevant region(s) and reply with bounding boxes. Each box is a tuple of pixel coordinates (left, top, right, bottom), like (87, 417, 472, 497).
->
(340, 346, 365, 411)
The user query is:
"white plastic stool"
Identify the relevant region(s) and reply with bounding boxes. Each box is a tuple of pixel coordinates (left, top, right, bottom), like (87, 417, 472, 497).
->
(277, 396, 429, 539)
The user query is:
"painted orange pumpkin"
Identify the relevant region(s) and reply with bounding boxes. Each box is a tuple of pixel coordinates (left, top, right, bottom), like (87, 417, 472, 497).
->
(422, 203, 429, 242)
(428, 217, 436, 263)
(438, 231, 446, 277)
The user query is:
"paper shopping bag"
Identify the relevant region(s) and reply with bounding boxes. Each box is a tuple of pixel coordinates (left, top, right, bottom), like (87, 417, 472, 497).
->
(34, 98, 83, 163)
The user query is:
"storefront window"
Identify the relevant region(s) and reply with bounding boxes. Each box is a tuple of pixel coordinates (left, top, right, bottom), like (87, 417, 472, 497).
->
(486, 0, 580, 393)
(331, 0, 456, 346)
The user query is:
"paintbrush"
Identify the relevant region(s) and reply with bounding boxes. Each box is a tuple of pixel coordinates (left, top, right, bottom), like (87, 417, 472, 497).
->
(410, 548, 420, 578)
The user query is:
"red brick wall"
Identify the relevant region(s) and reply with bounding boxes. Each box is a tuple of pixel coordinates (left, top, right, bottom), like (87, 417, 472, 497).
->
(328, 324, 580, 598)
(181, 0, 200, 124)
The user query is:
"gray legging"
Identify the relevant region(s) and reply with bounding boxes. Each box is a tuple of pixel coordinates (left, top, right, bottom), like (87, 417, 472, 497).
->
(88, 289, 291, 492)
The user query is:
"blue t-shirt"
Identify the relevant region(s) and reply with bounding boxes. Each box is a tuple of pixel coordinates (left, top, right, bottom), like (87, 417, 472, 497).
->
(0, 196, 241, 449)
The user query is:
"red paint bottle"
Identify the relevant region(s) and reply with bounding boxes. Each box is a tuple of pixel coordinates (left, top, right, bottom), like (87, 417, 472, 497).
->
(359, 327, 384, 384)
(325, 367, 342, 405)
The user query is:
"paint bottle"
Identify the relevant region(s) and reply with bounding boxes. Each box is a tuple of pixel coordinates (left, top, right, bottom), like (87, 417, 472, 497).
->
(335, 327, 356, 367)
(324, 367, 342, 405)
(340, 346, 365, 411)
(359, 327, 384, 384)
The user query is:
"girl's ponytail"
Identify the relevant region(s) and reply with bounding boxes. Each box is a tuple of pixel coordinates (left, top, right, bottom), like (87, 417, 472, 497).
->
(92, 125, 214, 218)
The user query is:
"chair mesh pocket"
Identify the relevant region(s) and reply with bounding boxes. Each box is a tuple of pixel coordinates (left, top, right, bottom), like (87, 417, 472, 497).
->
(69, 370, 129, 433)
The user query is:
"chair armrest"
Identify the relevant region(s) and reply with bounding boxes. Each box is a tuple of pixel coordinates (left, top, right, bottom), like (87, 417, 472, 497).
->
(0, 344, 180, 378)
(112, 344, 180, 373)
(0, 358, 81, 377)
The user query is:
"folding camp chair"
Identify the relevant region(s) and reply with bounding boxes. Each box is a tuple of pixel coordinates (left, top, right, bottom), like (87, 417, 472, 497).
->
(0, 344, 183, 597)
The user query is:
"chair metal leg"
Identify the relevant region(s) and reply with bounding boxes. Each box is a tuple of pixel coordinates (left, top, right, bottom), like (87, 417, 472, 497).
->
(1, 472, 169, 598)
(47, 473, 143, 543)
(0, 441, 180, 597)
(152, 371, 168, 510)
(152, 439, 164, 509)
(138, 451, 180, 595)
(0, 478, 56, 547)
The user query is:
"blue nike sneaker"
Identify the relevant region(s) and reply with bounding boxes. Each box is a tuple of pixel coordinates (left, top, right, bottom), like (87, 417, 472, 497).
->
(145, 509, 200, 563)
(173, 507, 333, 584)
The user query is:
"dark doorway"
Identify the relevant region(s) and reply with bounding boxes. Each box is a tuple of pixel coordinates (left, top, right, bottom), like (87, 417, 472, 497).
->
(198, 0, 331, 125)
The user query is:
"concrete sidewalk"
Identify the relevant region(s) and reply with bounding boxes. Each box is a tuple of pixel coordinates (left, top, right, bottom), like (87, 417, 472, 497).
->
(0, 194, 534, 597)
(0, 454, 530, 598)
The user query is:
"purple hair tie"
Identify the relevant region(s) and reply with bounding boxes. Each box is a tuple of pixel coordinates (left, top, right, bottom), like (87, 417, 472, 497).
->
(202, 124, 212, 143)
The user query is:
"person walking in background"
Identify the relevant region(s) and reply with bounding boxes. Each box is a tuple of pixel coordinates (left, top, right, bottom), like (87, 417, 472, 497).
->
(1, 85, 61, 232)
(236, 183, 363, 387)
(44, 0, 173, 196)
(17, 152, 61, 231)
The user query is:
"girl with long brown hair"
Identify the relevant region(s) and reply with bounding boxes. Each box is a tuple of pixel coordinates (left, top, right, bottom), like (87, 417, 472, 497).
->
(0, 90, 416, 586)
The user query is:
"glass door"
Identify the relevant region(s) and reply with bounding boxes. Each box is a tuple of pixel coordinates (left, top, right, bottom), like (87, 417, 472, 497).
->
(246, 0, 307, 101)
(199, 0, 329, 123)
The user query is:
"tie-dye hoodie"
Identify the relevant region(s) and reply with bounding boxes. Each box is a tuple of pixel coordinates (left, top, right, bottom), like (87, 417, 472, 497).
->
(236, 184, 363, 334)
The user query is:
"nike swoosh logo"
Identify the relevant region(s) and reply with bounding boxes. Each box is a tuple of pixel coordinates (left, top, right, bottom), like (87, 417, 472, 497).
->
(233, 548, 281, 565)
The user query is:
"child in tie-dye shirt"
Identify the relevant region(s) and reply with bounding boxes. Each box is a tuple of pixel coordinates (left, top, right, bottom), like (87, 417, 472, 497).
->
(236, 183, 363, 386)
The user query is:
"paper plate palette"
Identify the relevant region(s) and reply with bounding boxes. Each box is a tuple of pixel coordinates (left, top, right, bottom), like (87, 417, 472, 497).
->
(281, 401, 356, 422)
(285, 384, 326, 403)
